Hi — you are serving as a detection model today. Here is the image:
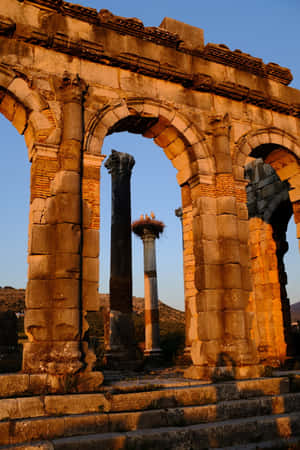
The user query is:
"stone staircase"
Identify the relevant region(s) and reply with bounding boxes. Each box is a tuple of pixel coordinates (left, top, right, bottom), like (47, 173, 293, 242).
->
(1, 374, 300, 449)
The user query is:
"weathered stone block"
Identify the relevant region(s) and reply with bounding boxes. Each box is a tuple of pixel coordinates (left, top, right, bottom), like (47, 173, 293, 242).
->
(25, 309, 52, 341)
(83, 229, 99, 257)
(29, 224, 55, 255)
(56, 223, 81, 253)
(217, 196, 237, 215)
(52, 309, 80, 341)
(220, 239, 241, 264)
(28, 255, 54, 280)
(60, 141, 81, 172)
(218, 214, 238, 239)
(195, 240, 220, 265)
(160, 17, 204, 49)
(200, 214, 219, 240)
(82, 281, 100, 311)
(55, 193, 80, 224)
(224, 311, 246, 339)
(53, 278, 80, 308)
(238, 220, 250, 243)
(195, 264, 222, 290)
(50, 170, 80, 195)
(26, 280, 52, 309)
(223, 289, 248, 310)
(154, 126, 179, 148)
(241, 265, 253, 291)
(223, 263, 242, 289)
(44, 393, 109, 415)
(12, 103, 27, 134)
(196, 290, 223, 312)
(23, 341, 82, 375)
(193, 197, 217, 216)
(83, 257, 99, 282)
(55, 253, 80, 279)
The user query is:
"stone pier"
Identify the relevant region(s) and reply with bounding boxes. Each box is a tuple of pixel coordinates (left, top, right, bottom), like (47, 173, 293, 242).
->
(132, 215, 164, 361)
(104, 150, 136, 366)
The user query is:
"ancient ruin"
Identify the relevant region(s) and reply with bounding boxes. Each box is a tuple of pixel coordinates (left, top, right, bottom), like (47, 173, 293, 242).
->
(0, 0, 300, 387)
(104, 150, 136, 366)
(132, 214, 164, 361)
(1, 0, 300, 447)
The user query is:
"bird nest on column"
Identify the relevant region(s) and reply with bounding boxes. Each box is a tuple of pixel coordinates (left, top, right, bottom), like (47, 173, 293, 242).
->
(132, 215, 165, 238)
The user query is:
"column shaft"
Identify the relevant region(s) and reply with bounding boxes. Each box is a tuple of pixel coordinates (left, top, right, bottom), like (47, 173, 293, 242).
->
(143, 235, 161, 355)
(104, 151, 136, 364)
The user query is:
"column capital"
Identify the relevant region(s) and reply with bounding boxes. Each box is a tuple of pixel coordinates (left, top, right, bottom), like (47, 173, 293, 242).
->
(60, 72, 87, 104)
(209, 113, 231, 137)
(29, 143, 59, 162)
(104, 150, 135, 177)
(132, 216, 164, 240)
(83, 153, 106, 169)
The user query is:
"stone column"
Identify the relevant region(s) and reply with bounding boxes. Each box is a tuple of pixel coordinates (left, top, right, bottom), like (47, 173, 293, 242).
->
(132, 215, 164, 360)
(23, 74, 88, 376)
(104, 150, 136, 365)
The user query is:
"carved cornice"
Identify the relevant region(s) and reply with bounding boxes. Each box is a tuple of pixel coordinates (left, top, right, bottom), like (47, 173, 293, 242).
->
(15, 1, 293, 86)
(3, 4, 298, 118)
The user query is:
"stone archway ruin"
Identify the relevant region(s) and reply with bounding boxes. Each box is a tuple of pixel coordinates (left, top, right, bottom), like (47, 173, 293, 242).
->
(0, 0, 300, 386)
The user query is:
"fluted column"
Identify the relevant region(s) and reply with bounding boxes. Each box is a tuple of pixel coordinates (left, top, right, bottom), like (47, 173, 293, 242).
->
(104, 150, 136, 365)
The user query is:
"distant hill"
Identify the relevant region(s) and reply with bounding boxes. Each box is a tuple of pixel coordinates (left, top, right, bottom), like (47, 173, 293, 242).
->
(0, 287, 184, 325)
(0, 287, 25, 312)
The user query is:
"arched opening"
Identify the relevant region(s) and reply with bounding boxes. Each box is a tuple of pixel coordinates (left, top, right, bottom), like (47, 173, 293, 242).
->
(84, 100, 213, 369)
(101, 132, 184, 365)
(0, 112, 30, 372)
(243, 139, 300, 365)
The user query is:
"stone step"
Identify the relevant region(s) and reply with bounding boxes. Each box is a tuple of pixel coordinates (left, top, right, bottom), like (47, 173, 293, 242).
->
(218, 436, 300, 449)
(1, 392, 300, 447)
(108, 376, 290, 412)
(0, 376, 290, 422)
(47, 411, 300, 449)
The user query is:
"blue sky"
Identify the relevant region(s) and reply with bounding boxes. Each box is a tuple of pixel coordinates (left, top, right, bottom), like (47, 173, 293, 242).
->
(0, 0, 299, 309)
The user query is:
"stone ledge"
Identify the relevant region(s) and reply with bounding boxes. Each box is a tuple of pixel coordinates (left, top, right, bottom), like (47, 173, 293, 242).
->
(0, 371, 104, 397)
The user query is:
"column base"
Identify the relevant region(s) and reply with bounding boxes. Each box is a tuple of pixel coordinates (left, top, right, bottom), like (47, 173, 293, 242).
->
(184, 364, 264, 381)
(22, 341, 83, 375)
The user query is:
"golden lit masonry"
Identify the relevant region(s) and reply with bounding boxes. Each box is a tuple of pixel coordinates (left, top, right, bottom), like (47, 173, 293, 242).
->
(0, 0, 300, 390)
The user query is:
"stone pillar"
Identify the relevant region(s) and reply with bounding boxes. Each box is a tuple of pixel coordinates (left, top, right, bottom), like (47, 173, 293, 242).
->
(23, 74, 88, 376)
(175, 206, 192, 363)
(185, 116, 260, 380)
(132, 215, 164, 360)
(104, 150, 136, 365)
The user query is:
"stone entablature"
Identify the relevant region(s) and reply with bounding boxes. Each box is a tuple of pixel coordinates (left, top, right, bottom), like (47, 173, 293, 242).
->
(0, 2, 298, 119)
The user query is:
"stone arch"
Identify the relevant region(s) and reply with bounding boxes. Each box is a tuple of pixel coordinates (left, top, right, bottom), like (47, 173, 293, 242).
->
(234, 127, 300, 180)
(238, 128, 300, 364)
(0, 64, 56, 157)
(84, 97, 215, 186)
(84, 97, 215, 365)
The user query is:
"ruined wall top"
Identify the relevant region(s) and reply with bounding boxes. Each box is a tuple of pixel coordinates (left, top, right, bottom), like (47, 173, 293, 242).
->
(9, 0, 292, 86)
(0, 0, 299, 119)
